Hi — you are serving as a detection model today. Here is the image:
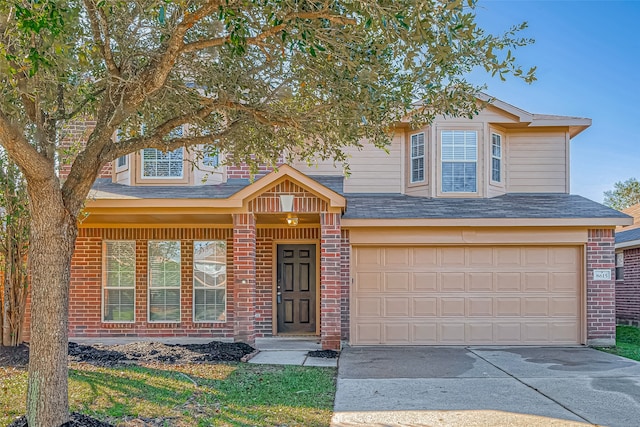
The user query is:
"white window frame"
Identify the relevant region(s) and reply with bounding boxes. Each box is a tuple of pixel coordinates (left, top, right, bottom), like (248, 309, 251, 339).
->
(441, 130, 478, 193)
(410, 132, 425, 183)
(102, 241, 136, 323)
(148, 240, 182, 323)
(114, 130, 129, 172)
(193, 240, 227, 323)
(140, 126, 185, 179)
(491, 133, 502, 183)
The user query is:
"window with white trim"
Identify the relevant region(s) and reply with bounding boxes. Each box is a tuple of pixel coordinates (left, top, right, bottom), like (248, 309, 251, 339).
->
(141, 127, 184, 178)
(491, 133, 502, 183)
(148, 241, 181, 322)
(410, 133, 425, 183)
(193, 241, 227, 322)
(117, 155, 128, 168)
(203, 151, 219, 168)
(103, 241, 135, 322)
(441, 130, 477, 193)
(616, 252, 624, 281)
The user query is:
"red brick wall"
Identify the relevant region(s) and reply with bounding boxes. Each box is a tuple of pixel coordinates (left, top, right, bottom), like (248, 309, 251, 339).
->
(67, 227, 235, 339)
(340, 229, 350, 341)
(233, 214, 257, 344)
(227, 164, 276, 179)
(616, 247, 640, 325)
(320, 213, 341, 350)
(586, 228, 616, 346)
(58, 119, 112, 180)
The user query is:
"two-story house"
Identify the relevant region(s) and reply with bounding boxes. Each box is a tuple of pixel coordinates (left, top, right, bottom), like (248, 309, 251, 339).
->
(32, 96, 630, 350)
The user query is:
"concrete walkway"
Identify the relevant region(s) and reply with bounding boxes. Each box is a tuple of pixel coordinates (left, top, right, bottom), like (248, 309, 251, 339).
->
(332, 346, 640, 427)
(248, 337, 338, 367)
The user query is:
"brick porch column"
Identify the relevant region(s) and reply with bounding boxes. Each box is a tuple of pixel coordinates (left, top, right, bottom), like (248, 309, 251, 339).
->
(320, 212, 341, 350)
(233, 213, 257, 345)
(586, 228, 616, 346)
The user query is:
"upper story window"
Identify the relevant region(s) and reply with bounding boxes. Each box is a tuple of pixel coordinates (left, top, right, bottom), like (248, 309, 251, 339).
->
(141, 127, 184, 179)
(441, 130, 477, 193)
(117, 155, 128, 168)
(203, 152, 220, 168)
(491, 133, 502, 183)
(410, 133, 425, 183)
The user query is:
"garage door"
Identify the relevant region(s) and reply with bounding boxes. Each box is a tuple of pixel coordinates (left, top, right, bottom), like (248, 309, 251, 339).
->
(352, 246, 581, 345)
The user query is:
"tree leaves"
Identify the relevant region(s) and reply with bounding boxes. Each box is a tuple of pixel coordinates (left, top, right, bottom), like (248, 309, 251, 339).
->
(604, 178, 640, 211)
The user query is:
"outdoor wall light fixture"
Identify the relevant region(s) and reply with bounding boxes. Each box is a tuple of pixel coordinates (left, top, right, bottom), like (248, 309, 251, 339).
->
(286, 214, 299, 227)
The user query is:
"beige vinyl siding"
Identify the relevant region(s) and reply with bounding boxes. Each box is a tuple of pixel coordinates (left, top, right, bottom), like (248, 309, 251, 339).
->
(507, 131, 568, 193)
(292, 133, 403, 193)
(115, 161, 131, 184)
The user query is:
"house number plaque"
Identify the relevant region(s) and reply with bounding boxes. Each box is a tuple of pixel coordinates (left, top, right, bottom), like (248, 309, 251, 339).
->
(593, 269, 611, 280)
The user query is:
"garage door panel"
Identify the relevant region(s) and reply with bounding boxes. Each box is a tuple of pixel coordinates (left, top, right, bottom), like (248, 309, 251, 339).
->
(441, 272, 465, 291)
(355, 297, 382, 317)
(385, 272, 410, 291)
(352, 245, 581, 345)
(496, 247, 522, 266)
(385, 297, 410, 317)
(496, 272, 522, 291)
(385, 248, 410, 267)
(523, 273, 550, 291)
(550, 272, 579, 291)
(496, 297, 522, 316)
(355, 323, 382, 344)
(355, 272, 382, 292)
(441, 298, 465, 316)
(440, 247, 466, 267)
(469, 247, 494, 267)
(413, 247, 438, 266)
(413, 323, 438, 343)
(467, 298, 493, 316)
(414, 272, 437, 291)
(467, 323, 493, 342)
(384, 323, 410, 343)
(467, 272, 494, 292)
(413, 298, 437, 316)
(523, 298, 550, 316)
(440, 323, 466, 343)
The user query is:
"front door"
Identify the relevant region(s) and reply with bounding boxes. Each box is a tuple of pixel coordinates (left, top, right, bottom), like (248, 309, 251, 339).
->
(277, 244, 316, 334)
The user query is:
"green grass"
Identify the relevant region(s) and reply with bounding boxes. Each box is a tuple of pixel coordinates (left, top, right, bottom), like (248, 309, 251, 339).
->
(598, 325, 640, 361)
(1, 363, 336, 427)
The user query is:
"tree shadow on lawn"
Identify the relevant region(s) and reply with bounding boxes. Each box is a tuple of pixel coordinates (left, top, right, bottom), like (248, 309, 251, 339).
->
(69, 364, 334, 427)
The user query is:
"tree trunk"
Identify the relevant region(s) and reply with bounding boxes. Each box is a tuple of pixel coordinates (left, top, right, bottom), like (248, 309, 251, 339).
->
(26, 178, 77, 427)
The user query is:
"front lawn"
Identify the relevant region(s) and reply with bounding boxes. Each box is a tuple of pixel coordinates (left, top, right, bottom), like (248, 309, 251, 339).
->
(598, 325, 640, 361)
(1, 363, 336, 427)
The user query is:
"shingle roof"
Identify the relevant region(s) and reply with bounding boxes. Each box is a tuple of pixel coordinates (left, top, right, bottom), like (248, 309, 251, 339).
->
(90, 178, 251, 199)
(342, 193, 629, 220)
(616, 227, 640, 245)
(90, 178, 626, 221)
(89, 175, 344, 200)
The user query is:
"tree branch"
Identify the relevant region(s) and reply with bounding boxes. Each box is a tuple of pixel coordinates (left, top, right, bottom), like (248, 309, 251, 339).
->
(0, 110, 53, 181)
(84, 0, 120, 77)
(181, 10, 357, 53)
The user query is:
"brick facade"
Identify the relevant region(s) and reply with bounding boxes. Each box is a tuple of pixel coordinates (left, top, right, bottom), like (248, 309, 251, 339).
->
(320, 213, 342, 350)
(233, 214, 257, 344)
(66, 228, 235, 339)
(58, 119, 112, 180)
(616, 247, 640, 326)
(586, 228, 616, 346)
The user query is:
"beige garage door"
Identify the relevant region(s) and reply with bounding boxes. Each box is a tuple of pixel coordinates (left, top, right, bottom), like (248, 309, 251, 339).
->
(352, 246, 582, 345)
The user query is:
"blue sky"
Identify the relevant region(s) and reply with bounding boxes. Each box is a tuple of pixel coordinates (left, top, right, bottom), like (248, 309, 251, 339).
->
(471, 0, 640, 203)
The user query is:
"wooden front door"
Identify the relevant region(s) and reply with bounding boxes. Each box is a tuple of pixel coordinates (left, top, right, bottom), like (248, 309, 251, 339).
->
(277, 244, 316, 334)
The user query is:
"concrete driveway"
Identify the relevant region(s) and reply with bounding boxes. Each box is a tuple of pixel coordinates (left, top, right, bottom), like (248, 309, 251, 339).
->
(332, 346, 640, 427)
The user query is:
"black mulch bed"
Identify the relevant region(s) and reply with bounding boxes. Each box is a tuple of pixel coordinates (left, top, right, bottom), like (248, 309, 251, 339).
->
(0, 340, 255, 368)
(307, 349, 339, 358)
(8, 412, 114, 427)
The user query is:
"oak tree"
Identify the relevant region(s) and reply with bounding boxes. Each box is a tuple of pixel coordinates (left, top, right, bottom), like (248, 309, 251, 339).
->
(0, 0, 534, 425)
(604, 178, 640, 211)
